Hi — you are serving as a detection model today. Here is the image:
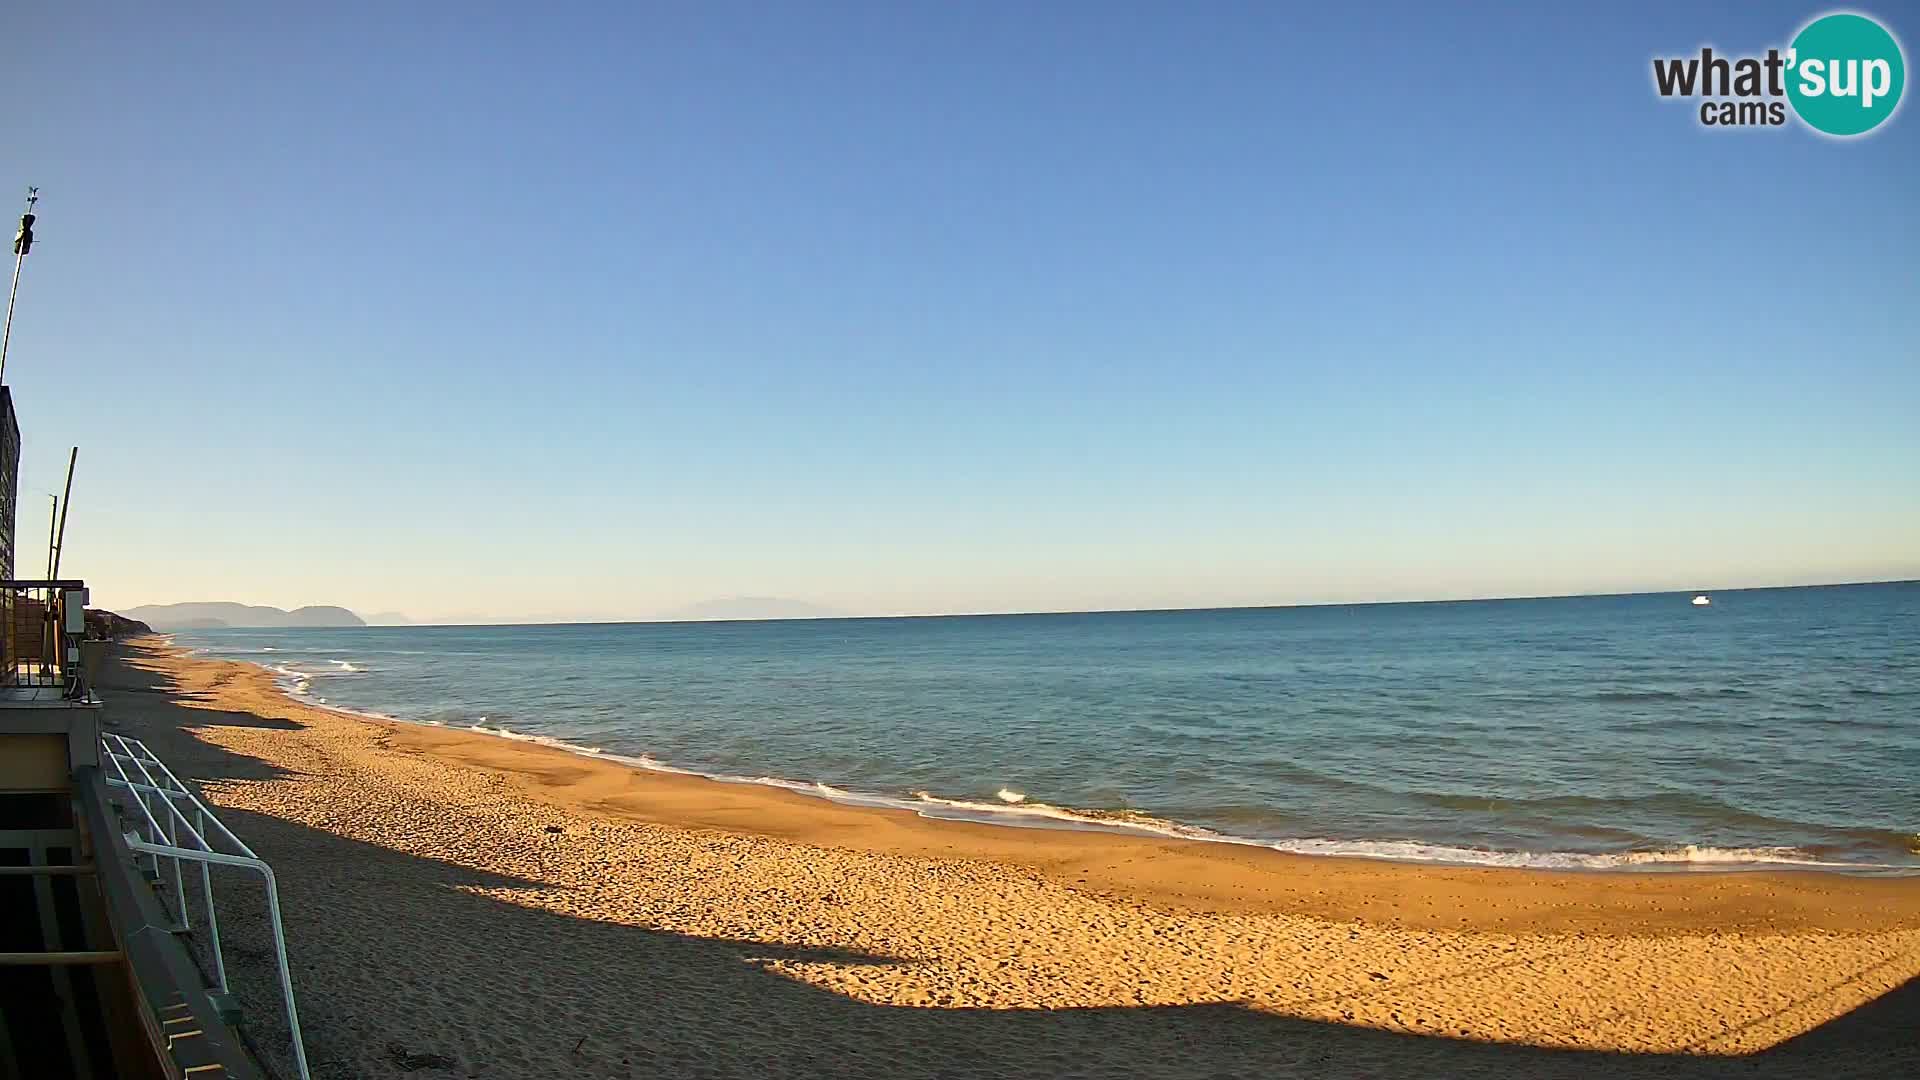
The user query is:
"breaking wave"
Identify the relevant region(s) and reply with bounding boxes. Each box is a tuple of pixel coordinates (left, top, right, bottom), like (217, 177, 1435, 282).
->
(215, 641, 1918, 878)
(315, 707, 1920, 874)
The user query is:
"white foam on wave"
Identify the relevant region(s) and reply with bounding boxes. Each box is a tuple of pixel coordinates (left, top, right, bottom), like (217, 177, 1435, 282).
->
(266, 664, 314, 698)
(228, 656, 1916, 876)
(258, 662, 402, 721)
(333, 708, 1920, 873)
(1221, 838, 1879, 872)
(257, 657, 366, 687)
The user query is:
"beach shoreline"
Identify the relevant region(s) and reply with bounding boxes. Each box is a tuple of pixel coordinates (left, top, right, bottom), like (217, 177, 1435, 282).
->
(167, 596, 1920, 881)
(97, 636, 1920, 1077)
(150, 636, 1920, 935)
(255, 652, 1920, 879)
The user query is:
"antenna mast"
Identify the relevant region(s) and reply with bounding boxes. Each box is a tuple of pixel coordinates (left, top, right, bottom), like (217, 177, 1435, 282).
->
(51, 447, 76, 580)
(1, 186, 39, 386)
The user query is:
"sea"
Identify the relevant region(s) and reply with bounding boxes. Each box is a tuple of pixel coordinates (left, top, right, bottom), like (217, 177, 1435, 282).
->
(173, 582, 1920, 873)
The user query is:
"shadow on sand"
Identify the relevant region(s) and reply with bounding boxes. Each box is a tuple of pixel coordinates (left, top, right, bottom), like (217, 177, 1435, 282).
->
(94, 649, 1916, 1079)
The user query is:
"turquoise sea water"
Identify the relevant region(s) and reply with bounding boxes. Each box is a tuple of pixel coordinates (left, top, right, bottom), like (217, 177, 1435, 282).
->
(174, 583, 1920, 872)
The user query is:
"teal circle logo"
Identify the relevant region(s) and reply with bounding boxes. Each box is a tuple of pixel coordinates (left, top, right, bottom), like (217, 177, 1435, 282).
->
(1787, 13, 1906, 136)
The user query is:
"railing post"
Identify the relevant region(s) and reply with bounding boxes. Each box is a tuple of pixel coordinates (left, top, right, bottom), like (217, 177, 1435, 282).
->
(169, 801, 189, 931)
(257, 863, 310, 1080)
(196, 807, 225, 993)
(142, 781, 161, 876)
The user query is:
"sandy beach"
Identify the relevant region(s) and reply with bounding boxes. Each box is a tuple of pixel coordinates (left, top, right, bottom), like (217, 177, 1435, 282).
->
(97, 638, 1919, 1079)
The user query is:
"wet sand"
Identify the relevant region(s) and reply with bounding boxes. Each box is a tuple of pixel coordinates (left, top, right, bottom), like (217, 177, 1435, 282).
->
(99, 638, 1920, 1078)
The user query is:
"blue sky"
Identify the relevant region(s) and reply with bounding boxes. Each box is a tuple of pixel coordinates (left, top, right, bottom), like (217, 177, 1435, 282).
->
(3, 2, 1915, 621)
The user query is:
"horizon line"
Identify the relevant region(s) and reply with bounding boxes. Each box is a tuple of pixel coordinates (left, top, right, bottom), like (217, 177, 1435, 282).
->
(136, 576, 1919, 631)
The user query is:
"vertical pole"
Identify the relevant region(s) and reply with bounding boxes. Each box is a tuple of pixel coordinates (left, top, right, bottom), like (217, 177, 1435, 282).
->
(169, 804, 189, 931)
(48, 448, 77, 687)
(259, 865, 312, 1080)
(51, 447, 75, 579)
(143, 786, 160, 875)
(0, 248, 23, 385)
(43, 497, 57, 682)
(0, 187, 37, 386)
(197, 807, 228, 994)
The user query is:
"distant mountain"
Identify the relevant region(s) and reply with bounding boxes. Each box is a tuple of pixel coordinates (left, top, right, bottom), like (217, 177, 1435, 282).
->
(121, 602, 367, 630)
(283, 605, 364, 627)
(658, 596, 845, 622)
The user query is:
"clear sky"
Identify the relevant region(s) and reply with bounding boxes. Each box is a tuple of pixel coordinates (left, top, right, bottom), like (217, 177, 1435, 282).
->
(3, 2, 1915, 622)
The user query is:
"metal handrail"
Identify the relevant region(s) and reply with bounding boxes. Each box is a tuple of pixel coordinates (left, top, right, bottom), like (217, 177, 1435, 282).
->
(100, 732, 311, 1080)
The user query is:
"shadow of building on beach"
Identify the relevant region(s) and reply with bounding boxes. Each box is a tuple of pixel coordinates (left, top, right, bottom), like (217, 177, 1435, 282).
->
(1766, 971, 1917, 1064)
(95, 651, 1917, 1080)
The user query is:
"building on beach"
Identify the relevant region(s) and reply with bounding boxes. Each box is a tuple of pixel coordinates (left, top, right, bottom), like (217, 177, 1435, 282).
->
(0, 207, 289, 1077)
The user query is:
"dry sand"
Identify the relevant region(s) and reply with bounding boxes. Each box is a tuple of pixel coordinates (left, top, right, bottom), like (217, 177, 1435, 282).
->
(98, 639, 1919, 1079)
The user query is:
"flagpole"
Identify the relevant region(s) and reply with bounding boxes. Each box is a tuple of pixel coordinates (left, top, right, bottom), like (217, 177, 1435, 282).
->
(1, 186, 40, 386)
(51, 447, 76, 581)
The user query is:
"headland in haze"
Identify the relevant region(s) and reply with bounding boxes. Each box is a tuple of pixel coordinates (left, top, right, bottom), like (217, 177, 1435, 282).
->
(121, 601, 366, 630)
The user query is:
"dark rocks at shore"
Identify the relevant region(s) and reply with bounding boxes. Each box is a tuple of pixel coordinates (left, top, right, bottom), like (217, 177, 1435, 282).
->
(84, 608, 154, 640)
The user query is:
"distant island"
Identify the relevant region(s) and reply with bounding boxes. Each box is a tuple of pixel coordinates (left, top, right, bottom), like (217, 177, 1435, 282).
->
(120, 602, 367, 630)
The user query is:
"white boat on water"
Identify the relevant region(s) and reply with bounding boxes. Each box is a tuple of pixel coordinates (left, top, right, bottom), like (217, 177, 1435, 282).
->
(1691, 594, 1711, 606)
